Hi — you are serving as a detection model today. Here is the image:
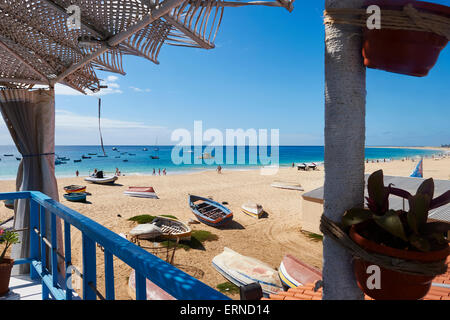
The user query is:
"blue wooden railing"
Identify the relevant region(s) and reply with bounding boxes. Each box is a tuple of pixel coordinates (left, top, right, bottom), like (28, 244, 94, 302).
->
(0, 191, 229, 300)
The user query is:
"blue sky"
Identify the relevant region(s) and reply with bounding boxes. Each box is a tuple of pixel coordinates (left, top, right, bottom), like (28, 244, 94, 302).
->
(1, 1, 449, 146)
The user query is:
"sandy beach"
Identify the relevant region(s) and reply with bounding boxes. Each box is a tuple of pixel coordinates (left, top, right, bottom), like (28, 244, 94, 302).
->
(1, 155, 449, 299)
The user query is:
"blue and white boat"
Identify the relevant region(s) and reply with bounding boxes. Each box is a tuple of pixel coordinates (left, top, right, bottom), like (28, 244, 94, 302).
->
(63, 192, 87, 202)
(188, 195, 233, 227)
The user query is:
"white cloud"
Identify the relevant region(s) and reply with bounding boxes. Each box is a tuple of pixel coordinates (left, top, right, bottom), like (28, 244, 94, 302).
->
(55, 109, 164, 130)
(45, 75, 123, 96)
(130, 86, 151, 93)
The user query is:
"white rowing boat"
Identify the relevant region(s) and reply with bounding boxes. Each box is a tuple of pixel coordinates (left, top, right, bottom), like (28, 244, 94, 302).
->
(212, 247, 283, 297)
(241, 202, 263, 218)
(271, 181, 304, 191)
(84, 175, 118, 184)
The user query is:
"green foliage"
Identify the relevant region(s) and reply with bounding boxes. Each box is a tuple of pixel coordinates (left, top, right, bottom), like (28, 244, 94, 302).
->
(128, 215, 156, 224)
(159, 215, 178, 220)
(217, 282, 240, 295)
(303, 231, 323, 242)
(342, 170, 450, 252)
(0, 228, 20, 263)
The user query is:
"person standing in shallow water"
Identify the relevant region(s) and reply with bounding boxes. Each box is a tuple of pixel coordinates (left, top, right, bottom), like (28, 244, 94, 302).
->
(152, 168, 155, 175)
(217, 165, 222, 174)
(76, 170, 79, 177)
(158, 168, 161, 176)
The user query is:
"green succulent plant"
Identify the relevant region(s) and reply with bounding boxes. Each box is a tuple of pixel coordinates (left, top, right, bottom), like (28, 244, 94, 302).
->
(342, 170, 450, 252)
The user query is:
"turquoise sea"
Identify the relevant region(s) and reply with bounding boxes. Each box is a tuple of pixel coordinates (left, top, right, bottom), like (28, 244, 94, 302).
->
(0, 145, 439, 179)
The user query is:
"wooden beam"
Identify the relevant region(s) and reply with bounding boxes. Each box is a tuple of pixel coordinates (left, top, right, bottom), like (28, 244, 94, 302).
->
(54, 0, 186, 84)
(0, 78, 48, 85)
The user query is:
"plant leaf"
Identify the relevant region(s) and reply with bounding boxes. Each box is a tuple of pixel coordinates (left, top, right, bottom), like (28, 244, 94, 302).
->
(373, 210, 407, 241)
(416, 178, 434, 199)
(409, 234, 431, 252)
(389, 187, 412, 199)
(407, 194, 431, 234)
(430, 190, 450, 210)
(367, 170, 389, 214)
(342, 208, 372, 228)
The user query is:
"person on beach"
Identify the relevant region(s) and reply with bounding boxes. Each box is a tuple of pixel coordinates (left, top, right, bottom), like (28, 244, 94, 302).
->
(163, 168, 166, 176)
(158, 168, 161, 176)
(76, 170, 79, 177)
(217, 165, 222, 174)
(153, 168, 155, 175)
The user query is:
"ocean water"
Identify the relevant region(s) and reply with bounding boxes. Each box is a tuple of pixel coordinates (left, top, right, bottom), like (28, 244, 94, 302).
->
(0, 145, 439, 179)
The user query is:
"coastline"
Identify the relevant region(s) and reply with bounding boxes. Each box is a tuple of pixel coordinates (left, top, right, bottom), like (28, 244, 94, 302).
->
(1, 156, 449, 299)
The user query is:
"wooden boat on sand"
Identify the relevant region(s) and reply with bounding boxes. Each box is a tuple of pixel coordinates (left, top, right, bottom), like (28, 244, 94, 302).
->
(129, 216, 191, 241)
(188, 195, 233, 227)
(241, 202, 263, 218)
(64, 185, 86, 193)
(271, 181, 304, 191)
(63, 192, 87, 202)
(4, 199, 14, 209)
(128, 270, 175, 300)
(152, 216, 191, 241)
(124, 186, 158, 199)
(212, 247, 283, 297)
(278, 254, 322, 290)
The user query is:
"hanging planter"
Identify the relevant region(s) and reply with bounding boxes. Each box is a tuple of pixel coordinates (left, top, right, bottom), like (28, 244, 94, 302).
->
(350, 224, 449, 300)
(363, 0, 450, 77)
(339, 170, 450, 300)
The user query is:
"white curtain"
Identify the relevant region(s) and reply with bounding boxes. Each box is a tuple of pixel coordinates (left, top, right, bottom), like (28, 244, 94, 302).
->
(0, 88, 62, 275)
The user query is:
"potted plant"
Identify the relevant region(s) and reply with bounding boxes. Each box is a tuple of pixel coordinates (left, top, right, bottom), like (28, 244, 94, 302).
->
(342, 170, 450, 300)
(0, 227, 20, 296)
(363, 0, 450, 77)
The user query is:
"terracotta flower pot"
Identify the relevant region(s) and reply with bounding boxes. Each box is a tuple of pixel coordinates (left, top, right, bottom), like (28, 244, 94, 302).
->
(0, 258, 14, 296)
(363, 0, 450, 77)
(350, 225, 450, 300)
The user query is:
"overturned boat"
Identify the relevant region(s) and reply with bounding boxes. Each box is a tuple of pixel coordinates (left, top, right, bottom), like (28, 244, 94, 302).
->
(212, 247, 283, 297)
(84, 171, 118, 184)
(124, 187, 158, 199)
(278, 254, 322, 290)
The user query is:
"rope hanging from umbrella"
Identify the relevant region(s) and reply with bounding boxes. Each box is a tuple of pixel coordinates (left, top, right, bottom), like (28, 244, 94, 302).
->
(98, 98, 106, 156)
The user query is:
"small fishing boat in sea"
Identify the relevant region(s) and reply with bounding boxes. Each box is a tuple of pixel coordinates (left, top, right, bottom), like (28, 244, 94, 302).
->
(64, 185, 86, 193)
(128, 153, 136, 156)
(112, 147, 118, 151)
(63, 192, 87, 202)
(241, 202, 263, 218)
(88, 153, 97, 155)
(212, 247, 283, 297)
(151, 216, 191, 241)
(16, 157, 21, 161)
(74, 159, 82, 163)
(3, 154, 13, 156)
(188, 195, 233, 227)
(81, 155, 91, 159)
(124, 187, 158, 199)
(55, 159, 66, 165)
(97, 155, 108, 158)
(150, 155, 159, 159)
(143, 148, 148, 151)
(278, 254, 322, 290)
(84, 171, 118, 185)
(127, 270, 175, 300)
(198, 152, 214, 159)
(123, 159, 129, 162)
(271, 181, 304, 191)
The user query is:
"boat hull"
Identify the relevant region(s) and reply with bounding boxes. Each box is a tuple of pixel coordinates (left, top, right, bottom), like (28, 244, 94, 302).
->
(278, 254, 322, 290)
(241, 203, 263, 219)
(84, 176, 118, 184)
(63, 192, 87, 202)
(212, 247, 283, 297)
(128, 270, 175, 300)
(64, 185, 86, 193)
(189, 195, 233, 228)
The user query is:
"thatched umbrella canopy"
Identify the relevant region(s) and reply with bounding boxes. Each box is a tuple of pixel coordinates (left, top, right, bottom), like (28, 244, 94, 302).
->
(0, 0, 294, 93)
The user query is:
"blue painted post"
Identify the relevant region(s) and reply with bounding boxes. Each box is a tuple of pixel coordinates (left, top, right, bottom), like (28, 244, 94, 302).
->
(104, 250, 115, 300)
(64, 222, 72, 300)
(82, 233, 97, 300)
(50, 213, 58, 288)
(39, 205, 49, 300)
(29, 200, 39, 280)
(135, 272, 146, 300)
